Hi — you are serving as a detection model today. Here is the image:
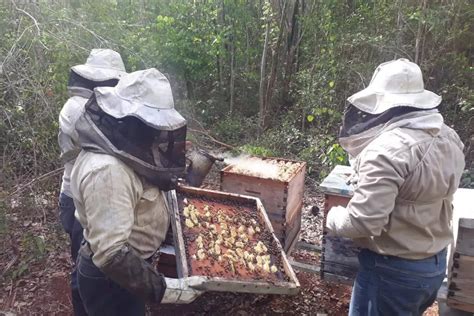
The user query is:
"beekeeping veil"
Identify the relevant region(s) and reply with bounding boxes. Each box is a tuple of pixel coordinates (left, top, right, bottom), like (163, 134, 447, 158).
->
(339, 59, 442, 157)
(68, 49, 127, 98)
(75, 68, 187, 190)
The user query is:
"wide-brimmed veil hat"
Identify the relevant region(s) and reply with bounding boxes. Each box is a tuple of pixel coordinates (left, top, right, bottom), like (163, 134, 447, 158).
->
(94, 68, 186, 130)
(71, 49, 126, 81)
(347, 58, 441, 114)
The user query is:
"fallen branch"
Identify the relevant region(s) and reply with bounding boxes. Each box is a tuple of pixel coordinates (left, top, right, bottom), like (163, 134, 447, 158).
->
(1, 254, 19, 278)
(10, 0, 41, 36)
(8, 167, 64, 197)
(188, 128, 236, 150)
(10, 0, 48, 50)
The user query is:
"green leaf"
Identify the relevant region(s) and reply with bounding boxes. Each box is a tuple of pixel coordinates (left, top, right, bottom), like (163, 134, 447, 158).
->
(307, 114, 315, 122)
(329, 81, 335, 88)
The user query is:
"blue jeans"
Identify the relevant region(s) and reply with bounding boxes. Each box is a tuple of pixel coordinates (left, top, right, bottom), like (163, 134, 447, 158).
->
(58, 193, 86, 316)
(349, 248, 446, 316)
(77, 253, 145, 316)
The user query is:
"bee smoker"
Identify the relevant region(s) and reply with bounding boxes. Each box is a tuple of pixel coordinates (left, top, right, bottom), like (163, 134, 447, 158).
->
(185, 149, 223, 187)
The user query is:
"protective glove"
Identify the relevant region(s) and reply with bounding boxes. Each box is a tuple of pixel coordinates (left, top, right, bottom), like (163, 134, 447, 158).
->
(161, 276, 207, 304)
(100, 244, 167, 302)
(325, 205, 349, 236)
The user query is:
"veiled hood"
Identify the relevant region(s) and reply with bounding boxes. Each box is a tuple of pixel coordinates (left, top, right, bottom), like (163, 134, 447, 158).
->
(339, 109, 444, 158)
(67, 86, 93, 99)
(75, 104, 185, 191)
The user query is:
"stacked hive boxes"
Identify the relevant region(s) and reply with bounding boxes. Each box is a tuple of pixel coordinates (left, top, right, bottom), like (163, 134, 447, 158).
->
(319, 165, 359, 284)
(447, 218, 474, 313)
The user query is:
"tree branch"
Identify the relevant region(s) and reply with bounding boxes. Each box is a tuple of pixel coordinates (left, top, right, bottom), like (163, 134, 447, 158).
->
(188, 128, 236, 150)
(8, 167, 64, 197)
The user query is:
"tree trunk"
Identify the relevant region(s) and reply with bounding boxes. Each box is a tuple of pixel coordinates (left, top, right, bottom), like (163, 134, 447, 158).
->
(229, 28, 235, 114)
(264, 0, 288, 124)
(139, 0, 146, 23)
(218, 0, 226, 89)
(414, 0, 427, 64)
(282, 0, 303, 106)
(394, 0, 403, 59)
(259, 20, 271, 134)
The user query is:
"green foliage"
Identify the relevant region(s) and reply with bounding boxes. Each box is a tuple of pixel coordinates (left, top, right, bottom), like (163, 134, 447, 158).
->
(209, 114, 259, 146)
(0, 0, 472, 188)
(460, 166, 474, 189)
(11, 261, 29, 280)
(153, 3, 220, 81)
(238, 145, 274, 157)
(322, 143, 349, 169)
(8, 233, 47, 280)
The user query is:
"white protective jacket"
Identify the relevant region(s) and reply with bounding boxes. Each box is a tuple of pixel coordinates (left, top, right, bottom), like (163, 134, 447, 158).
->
(327, 110, 465, 259)
(58, 89, 91, 197)
(71, 151, 170, 268)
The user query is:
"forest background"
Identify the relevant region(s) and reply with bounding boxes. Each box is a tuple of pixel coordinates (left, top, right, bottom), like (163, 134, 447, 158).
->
(0, 1, 472, 311)
(0, 0, 473, 222)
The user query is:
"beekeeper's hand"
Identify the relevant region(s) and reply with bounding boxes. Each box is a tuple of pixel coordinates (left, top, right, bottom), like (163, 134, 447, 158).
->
(325, 205, 348, 236)
(161, 276, 207, 304)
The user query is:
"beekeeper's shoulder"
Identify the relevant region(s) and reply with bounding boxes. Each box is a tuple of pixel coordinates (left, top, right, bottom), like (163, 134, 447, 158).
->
(75, 150, 134, 177)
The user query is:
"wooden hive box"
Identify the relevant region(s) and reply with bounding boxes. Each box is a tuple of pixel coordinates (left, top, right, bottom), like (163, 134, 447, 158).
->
(319, 165, 359, 284)
(220, 157, 306, 253)
(447, 217, 474, 313)
(168, 185, 300, 295)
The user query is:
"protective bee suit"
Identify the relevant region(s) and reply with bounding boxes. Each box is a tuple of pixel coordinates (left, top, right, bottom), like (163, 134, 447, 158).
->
(325, 59, 465, 316)
(71, 68, 205, 316)
(59, 49, 127, 170)
(58, 48, 126, 316)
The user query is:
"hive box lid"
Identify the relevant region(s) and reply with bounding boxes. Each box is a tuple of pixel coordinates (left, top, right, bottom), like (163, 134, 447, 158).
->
(319, 165, 354, 197)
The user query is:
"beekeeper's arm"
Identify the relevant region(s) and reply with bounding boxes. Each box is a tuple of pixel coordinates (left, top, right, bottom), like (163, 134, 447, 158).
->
(80, 163, 205, 303)
(326, 148, 406, 238)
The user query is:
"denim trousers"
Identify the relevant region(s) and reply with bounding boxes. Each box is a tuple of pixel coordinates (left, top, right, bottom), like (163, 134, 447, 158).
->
(349, 248, 447, 316)
(77, 253, 146, 316)
(58, 193, 86, 316)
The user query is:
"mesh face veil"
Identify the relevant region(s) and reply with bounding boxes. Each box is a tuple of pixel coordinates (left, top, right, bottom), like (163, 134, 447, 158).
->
(80, 97, 187, 190)
(68, 70, 119, 91)
(339, 103, 425, 138)
(151, 127, 187, 169)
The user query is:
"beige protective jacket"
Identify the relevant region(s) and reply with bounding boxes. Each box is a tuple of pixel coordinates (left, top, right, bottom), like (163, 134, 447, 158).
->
(58, 95, 89, 197)
(70, 151, 170, 268)
(327, 111, 465, 259)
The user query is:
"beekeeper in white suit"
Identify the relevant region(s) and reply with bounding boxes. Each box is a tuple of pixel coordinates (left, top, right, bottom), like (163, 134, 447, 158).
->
(58, 48, 126, 316)
(70, 68, 206, 316)
(326, 59, 465, 316)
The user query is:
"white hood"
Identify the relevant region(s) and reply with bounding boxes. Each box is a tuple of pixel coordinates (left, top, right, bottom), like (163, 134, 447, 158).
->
(339, 109, 444, 158)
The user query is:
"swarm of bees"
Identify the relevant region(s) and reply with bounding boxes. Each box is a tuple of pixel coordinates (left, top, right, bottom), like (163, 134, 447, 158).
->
(182, 200, 279, 275)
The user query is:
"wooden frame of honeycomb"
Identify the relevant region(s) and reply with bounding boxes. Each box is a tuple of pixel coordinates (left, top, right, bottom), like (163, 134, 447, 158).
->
(226, 156, 304, 182)
(169, 185, 300, 295)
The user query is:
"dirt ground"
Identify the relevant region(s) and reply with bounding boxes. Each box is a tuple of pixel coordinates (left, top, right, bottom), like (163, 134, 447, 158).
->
(0, 166, 439, 315)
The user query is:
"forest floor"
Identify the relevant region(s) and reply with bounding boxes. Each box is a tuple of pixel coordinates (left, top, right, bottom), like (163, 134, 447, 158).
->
(0, 164, 439, 315)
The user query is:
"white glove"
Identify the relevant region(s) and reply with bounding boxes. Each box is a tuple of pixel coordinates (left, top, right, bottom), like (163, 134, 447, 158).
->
(161, 276, 207, 304)
(325, 205, 348, 236)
